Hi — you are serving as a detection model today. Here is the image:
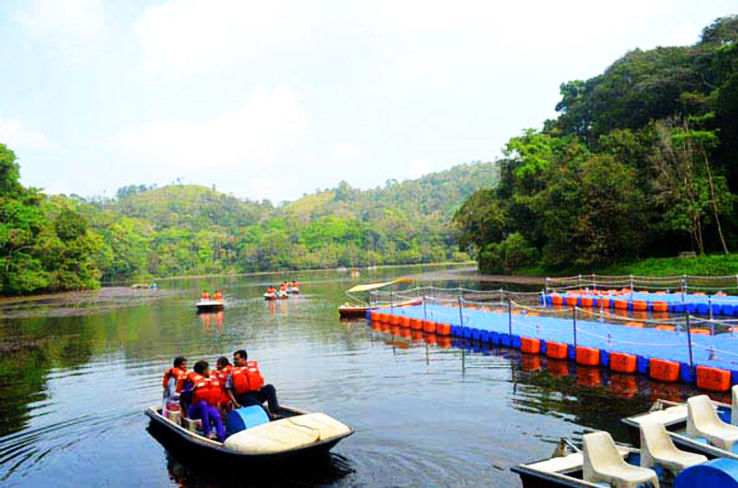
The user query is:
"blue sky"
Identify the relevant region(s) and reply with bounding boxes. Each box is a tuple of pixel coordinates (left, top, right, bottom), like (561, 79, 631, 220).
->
(1, 0, 736, 203)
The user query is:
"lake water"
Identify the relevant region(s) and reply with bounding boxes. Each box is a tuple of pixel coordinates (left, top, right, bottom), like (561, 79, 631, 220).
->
(0, 265, 706, 487)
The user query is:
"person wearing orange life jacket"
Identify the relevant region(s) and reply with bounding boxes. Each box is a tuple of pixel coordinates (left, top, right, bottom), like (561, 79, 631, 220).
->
(162, 356, 187, 409)
(290, 280, 299, 289)
(213, 289, 223, 301)
(226, 349, 280, 414)
(214, 356, 233, 409)
(279, 282, 288, 292)
(201, 290, 210, 300)
(181, 360, 226, 441)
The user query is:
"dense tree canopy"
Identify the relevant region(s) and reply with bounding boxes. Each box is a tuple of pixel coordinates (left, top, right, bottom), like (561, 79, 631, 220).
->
(456, 16, 738, 274)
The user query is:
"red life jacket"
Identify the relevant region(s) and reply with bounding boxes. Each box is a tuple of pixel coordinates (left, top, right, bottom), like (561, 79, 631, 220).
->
(214, 292, 222, 300)
(231, 361, 264, 394)
(280, 284, 287, 291)
(162, 367, 187, 391)
(202, 292, 210, 299)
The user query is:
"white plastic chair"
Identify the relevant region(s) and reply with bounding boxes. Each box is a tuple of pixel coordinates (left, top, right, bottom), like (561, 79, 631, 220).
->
(583, 431, 660, 488)
(731, 385, 738, 426)
(639, 421, 706, 475)
(687, 394, 738, 451)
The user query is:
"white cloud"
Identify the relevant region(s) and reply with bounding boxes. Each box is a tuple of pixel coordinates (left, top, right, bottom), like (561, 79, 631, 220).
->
(0, 119, 56, 151)
(109, 86, 308, 175)
(14, 0, 104, 40)
(134, 0, 303, 77)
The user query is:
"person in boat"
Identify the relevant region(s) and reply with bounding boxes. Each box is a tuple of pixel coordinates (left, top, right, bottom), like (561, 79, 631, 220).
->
(213, 289, 223, 301)
(201, 290, 210, 300)
(162, 356, 187, 409)
(266, 285, 277, 295)
(181, 360, 226, 441)
(279, 282, 288, 293)
(226, 349, 280, 415)
(213, 356, 233, 411)
(290, 280, 299, 289)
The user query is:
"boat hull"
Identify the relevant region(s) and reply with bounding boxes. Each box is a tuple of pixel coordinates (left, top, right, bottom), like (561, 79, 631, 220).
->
(196, 300, 224, 313)
(145, 406, 353, 466)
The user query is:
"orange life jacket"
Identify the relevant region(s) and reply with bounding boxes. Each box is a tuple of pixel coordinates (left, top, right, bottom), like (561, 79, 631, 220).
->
(187, 372, 222, 406)
(291, 282, 299, 288)
(202, 292, 210, 299)
(214, 292, 222, 300)
(162, 366, 187, 391)
(230, 361, 265, 394)
(214, 365, 232, 404)
(267, 287, 275, 294)
(280, 284, 287, 291)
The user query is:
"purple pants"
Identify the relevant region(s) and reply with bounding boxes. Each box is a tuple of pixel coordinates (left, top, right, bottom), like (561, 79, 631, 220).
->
(188, 401, 225, 441)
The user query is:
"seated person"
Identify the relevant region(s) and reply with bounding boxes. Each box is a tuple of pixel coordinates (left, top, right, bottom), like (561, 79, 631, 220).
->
(266, 286, 276, 295)
(214, 356, 233, 411)
(226, 349, 280, 415)
(182, 360, 226, 441)
(201, 290, 210, 300)
(162, 356, 187, 410)
(213, 289, 223, 301)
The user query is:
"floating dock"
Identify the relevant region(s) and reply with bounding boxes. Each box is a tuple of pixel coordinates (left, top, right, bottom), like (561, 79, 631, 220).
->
(368, 302, 738, 393)
(543, 290, 738, 317)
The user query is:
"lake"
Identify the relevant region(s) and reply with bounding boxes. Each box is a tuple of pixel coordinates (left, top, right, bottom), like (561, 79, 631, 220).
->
(0, 265, 703, 487)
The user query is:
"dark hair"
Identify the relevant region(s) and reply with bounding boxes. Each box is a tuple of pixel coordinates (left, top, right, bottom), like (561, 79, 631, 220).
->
(217, 356, 230, 368)
(194, 360, 208, 374)
(174, 356, 186, 367)
(234, 349, 248, 360)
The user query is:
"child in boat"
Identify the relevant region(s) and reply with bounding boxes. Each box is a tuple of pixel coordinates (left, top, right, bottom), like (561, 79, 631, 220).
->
(201, 290, 210, 300)
(213, 289, 223, 301)
(266, 285, 276, 295)
(226, 349, 280, 416)
(182, 360, 226, 441)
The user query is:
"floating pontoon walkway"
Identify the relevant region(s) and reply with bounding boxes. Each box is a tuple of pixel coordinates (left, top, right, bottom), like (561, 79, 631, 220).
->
(369, 302, 738, 393)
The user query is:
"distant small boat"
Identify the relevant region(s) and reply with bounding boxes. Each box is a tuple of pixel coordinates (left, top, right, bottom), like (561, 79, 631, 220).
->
(145, 405, 353, 464)
(197, 299, 224, 312)
(264, 292, 288, 301)
(338, 278, 415, 318)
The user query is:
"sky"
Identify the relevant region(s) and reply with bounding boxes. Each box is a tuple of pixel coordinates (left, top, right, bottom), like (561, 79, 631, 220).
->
(0, 1, 736, 203)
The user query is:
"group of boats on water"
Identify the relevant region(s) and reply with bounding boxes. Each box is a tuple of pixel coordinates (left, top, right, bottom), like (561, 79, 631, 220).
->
(173, 277, 738, 485)
(263, 281, 300, 300)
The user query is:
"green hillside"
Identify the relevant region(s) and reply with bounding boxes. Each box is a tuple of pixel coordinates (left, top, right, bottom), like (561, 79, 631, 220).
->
(0, 150, 496, 294)
(455, 16, 738, 274)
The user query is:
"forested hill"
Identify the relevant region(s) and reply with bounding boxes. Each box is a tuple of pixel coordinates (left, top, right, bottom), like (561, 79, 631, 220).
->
(455, 16, 738, 274)
(0, 147, 496, 295)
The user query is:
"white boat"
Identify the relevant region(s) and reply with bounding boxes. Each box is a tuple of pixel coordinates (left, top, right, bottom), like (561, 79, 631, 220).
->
(622, 389, 738, 461)
(196, 299, 224, 312)
(513, 427, 736, 488)
(145, 405, 353, 464)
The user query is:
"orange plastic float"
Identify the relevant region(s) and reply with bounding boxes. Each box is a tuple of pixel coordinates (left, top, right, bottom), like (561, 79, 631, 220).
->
(575, 346, 600, 366)
(690, 328, 711, 335)
(551, 295, 564, 306)
(610, 352, 637, 373)
(520, 337, 541, 354)
(422, 321, 437, 334)
(696, 365, 731, 392)
(566, 296, 578, 307)
(653, 301, 668, 313)
(657, 325, 676, 332)
(632, 301, 648, 312)
(410, 319, 423, 330)
(436, 323, 451, 336)
(546, 341, 568, 360)
(390, 315, 401, 325)
(649, 358, 680, 382)
(399, 316, 410, 327)
(614, 300, 628, 310)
